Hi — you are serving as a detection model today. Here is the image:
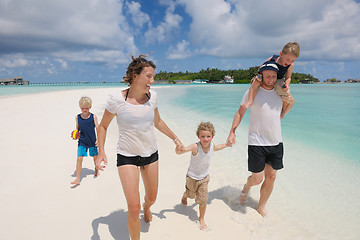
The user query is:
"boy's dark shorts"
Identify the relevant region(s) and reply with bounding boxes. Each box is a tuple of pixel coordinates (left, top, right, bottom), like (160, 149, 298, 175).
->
(117, 151, 158, 167)
(248, 143, 284, 173)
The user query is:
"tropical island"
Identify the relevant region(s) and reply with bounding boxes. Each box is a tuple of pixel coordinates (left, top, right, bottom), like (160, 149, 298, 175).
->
(155, 66, 319, 84)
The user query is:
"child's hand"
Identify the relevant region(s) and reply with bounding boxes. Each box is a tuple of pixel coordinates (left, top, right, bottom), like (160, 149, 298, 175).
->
(226, 133, 235, 147)
(175, 144, 184, 154)
(282, 84, 289, 92)
(251, 75, 262, 85)
(226, 140, 232, 147)
(256, 74, 262, 82)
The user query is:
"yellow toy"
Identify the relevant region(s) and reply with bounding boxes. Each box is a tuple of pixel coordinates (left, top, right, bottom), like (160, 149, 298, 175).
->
(71, 130, 80, 140)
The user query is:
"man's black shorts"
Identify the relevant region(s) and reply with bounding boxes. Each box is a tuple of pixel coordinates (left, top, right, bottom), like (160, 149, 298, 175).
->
(117, 151, 158, 167)
(248, 143, 284, 173)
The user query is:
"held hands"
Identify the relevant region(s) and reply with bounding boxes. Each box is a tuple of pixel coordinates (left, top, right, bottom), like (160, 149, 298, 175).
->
(95, 153, 108, 171)
(175, 145, 183, 154)
(174, 138, 185, 154)
(225, 140, 232, 147)
(226, 132, 236, 147)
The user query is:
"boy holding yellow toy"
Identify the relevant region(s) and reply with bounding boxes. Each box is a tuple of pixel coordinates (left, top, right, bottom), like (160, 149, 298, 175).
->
(71, 96, 99, 185)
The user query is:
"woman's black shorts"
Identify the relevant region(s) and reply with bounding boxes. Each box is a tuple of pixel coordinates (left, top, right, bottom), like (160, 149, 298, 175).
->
(117, 151, 159, 167)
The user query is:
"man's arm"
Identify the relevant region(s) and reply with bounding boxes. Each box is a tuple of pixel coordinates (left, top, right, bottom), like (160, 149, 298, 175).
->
(227, 104, 247, 145)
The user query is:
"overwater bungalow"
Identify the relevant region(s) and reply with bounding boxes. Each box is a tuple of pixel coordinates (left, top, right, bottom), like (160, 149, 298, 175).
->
(0, 77, 29, 85)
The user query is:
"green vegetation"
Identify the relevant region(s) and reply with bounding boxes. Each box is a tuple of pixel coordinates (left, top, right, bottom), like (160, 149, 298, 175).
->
(155, 67, 318, 83)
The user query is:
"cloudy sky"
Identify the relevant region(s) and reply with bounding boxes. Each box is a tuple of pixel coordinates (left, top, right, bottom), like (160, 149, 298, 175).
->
(1, 0, 360, 83)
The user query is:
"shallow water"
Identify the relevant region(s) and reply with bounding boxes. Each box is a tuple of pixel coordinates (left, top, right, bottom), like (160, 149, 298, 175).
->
(154, 84, 360, 240)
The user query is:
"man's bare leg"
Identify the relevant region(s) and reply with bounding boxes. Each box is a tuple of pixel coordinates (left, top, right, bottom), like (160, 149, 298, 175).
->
(239, 172, 264, 204)
(257, 164, 277, 216)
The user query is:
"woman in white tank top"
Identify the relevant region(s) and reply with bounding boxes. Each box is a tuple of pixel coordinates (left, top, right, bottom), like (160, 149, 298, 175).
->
(95, 55, 184, 240)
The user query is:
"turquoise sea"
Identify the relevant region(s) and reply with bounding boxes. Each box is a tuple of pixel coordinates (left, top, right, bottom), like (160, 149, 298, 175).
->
(2, 83, 359, 239)
(156, 84, 360, 240)
(161, 84, 360, 165)
(0, 83, 126, 97)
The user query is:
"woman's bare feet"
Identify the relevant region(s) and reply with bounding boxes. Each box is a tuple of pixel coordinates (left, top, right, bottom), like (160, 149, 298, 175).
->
(71, 179, 80, 185)
(143, 203, 153, 223)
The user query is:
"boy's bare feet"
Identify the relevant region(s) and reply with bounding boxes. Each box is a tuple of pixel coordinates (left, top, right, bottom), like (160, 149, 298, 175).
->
(143, 203, 153, 223)
(199, 218, 207, 230)
(94, 169, 100, 177)
(239, 184, 249, 204)
(71, 179, 80, 185)
(181, 195, 188, 205)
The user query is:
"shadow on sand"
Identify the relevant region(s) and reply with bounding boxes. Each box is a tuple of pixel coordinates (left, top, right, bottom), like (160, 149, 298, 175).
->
(90, 185, 259, 239)
(91, 209, 154, 240)
(70, 168, 96, 188)
(158, 185, 259, 222)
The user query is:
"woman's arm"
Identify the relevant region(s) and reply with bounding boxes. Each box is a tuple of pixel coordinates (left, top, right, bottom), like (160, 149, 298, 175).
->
(95, 109, 115, 171)
(154, 108, 184, 149)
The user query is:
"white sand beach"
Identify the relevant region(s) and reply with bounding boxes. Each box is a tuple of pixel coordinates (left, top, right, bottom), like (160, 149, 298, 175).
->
(0, 87, 263, 240)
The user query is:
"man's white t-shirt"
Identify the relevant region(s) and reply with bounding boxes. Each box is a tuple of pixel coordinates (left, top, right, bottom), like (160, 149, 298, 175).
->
(241, 87, 283, 146)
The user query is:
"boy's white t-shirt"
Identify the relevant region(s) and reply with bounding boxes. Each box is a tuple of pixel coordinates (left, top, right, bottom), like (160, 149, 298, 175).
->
(187, 141, 214, 180)
(241, 87, 283, 146)
(106, 89, 158, 157)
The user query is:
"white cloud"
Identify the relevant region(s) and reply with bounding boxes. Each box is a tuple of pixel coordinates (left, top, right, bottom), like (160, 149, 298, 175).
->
(0, 0, 136, 64)
(176, 0, 360, 61)
(0, 55, 31, 68)
(47, 68, 55, 75)
(52, 49, 129, 65)
(144, 7, 182, 44)
(1, 0, 359, 81)
(55, 59, 68, 70)
(126, 1, 151, 28)
(167, 40, 192, 59)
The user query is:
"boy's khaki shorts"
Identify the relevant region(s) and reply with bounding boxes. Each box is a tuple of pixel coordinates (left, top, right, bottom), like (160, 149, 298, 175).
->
(184, 175, 210, 207)
(274, 79, 290, 96)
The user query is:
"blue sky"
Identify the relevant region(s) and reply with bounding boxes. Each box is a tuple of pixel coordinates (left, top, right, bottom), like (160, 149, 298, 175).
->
(0, 0, 360, 83)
